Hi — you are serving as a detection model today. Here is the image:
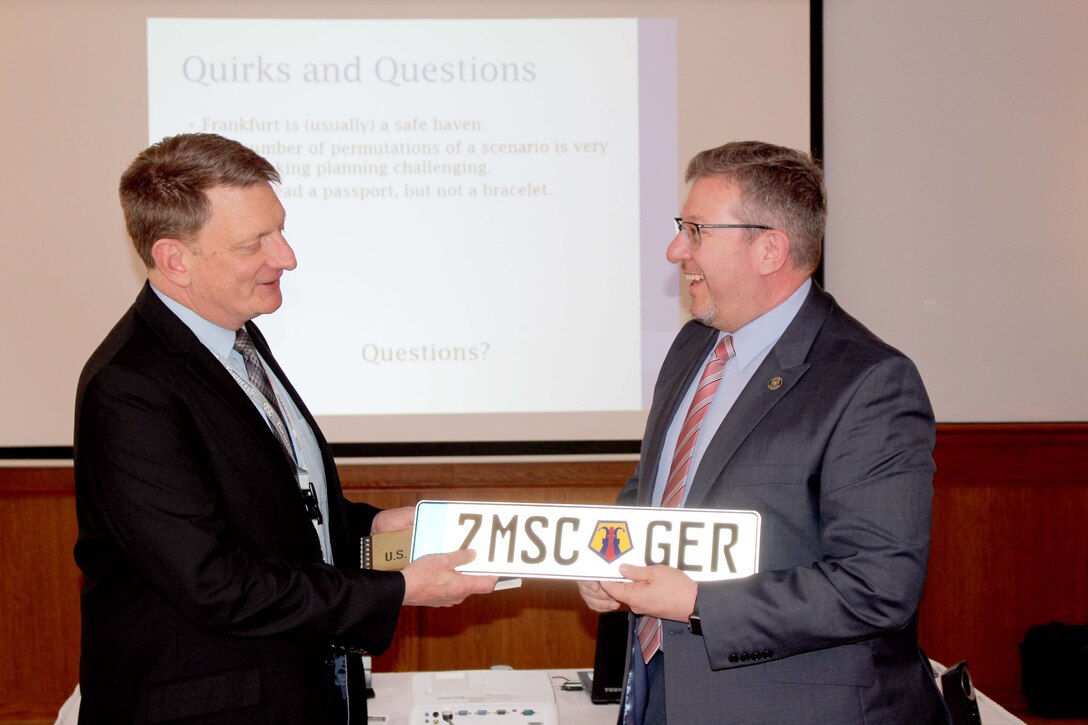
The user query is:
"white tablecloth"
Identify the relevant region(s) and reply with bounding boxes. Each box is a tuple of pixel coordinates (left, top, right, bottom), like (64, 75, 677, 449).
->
(53, 663, 1026, 724)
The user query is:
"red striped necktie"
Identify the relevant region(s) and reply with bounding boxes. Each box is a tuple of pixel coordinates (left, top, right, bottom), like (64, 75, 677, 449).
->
(637, 334, 734, 663)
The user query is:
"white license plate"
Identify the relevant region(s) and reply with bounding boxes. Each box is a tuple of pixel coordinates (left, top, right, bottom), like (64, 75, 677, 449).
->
(411, 500, 760, 581)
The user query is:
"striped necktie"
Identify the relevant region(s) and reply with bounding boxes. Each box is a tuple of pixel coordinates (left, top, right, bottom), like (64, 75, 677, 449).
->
(233, 328, 295, 464)
(637, 334, 734, 663)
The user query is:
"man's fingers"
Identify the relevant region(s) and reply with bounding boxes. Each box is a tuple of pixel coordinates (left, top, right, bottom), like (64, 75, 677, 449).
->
(600, 580, 630, 602)
(444, 548, 477, 566)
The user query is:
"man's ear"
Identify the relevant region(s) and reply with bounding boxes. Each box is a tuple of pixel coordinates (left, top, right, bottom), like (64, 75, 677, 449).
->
(150, 239, 191, 287)
(757, 229, 792, 276)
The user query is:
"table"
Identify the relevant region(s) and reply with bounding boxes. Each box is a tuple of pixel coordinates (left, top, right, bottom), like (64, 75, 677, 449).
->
(369, 664, 1028, 725)
(52, 664, 1029, 724)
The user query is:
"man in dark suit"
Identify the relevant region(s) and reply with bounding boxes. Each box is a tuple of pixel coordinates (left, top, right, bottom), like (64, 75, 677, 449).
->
(74, 133, 496, 724)
(579, 141, 948, 724)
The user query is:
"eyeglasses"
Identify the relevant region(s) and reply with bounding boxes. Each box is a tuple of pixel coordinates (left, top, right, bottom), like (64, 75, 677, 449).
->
(674, 217, 773, 248)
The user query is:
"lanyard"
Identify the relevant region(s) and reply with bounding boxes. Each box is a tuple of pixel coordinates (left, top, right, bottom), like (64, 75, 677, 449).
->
(216, 354, 330, 562)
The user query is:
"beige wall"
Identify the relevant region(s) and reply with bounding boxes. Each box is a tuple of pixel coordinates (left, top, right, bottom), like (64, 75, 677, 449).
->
(823, 0, 1088, 422)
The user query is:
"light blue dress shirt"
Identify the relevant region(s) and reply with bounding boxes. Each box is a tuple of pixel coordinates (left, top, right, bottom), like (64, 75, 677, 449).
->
(650, 279, 811, 506)
(150, 285, 335, 565)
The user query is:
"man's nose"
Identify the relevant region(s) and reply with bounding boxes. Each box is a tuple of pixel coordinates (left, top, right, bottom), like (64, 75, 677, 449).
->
(272, 233, 298, 270)
(666, 229, 691, 264)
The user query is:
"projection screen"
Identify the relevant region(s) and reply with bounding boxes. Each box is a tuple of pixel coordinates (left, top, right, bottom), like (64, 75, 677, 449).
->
(0, 0, 813, 458)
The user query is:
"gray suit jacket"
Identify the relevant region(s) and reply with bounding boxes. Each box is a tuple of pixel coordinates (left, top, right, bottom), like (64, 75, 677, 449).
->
(617, 283, 948, 724)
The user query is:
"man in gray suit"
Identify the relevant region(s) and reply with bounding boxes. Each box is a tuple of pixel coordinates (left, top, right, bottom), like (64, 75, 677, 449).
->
(579, 141, 948, 724)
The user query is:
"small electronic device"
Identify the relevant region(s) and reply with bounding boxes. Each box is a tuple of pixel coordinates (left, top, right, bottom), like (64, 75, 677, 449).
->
(941, 660, 983, 725)
(408, 670, 559, 725)
(577, 611, 627, 704)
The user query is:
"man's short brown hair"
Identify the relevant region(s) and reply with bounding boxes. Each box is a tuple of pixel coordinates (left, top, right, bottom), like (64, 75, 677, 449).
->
(119, 133, 280, 267)
(685, 141, 825, 273)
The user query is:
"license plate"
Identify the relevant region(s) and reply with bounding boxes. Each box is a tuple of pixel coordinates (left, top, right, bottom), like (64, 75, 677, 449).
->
(411, 500, 760, 581)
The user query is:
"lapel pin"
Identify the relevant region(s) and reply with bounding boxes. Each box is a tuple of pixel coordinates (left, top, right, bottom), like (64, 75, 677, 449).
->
(768, 376, 784, 391)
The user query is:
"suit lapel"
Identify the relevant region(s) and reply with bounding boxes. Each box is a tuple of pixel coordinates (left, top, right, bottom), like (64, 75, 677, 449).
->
(637, 323, 718, 505)
(244, 321, 329, 458)
(133, 283, 295, 473)
(134, 284, 330, 562)
(244, 320, 351, 556)
(684, 284, 833, 508)
(244, 323, 342, 490)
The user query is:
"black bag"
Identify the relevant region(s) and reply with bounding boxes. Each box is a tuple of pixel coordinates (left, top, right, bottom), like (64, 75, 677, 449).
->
(1020, 622, 1088, 717)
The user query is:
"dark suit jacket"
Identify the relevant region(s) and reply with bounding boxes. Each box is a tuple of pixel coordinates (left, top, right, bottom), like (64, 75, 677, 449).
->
(618, 283, 948, 724)
(74, 283, 405, 724)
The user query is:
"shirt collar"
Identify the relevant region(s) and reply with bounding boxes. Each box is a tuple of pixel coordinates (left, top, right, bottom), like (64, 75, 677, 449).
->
(723, 278, 811, 369)
(149, 283, 239, 361)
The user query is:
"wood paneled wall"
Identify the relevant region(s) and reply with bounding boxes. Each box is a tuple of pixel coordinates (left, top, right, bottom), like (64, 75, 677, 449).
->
(2, 425, 1086, 721)
(920, 425, 1088, 707)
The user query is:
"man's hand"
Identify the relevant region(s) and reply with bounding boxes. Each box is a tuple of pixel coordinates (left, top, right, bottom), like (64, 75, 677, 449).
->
(578, 579, 623, 612)
(600, 564, 697, 622)
(401, 549, 498, 607)
(371, 506, 415, 535)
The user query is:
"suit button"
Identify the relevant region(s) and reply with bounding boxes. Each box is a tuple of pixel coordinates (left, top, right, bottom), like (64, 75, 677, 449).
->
(728, 653, 739, 664)
(751, 651, 762, 661)
(739, 652, 750, 662)
(764, 650, 773, 659)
